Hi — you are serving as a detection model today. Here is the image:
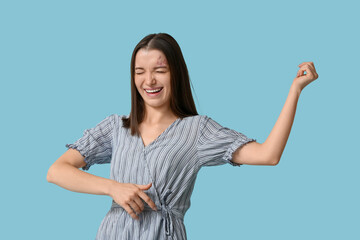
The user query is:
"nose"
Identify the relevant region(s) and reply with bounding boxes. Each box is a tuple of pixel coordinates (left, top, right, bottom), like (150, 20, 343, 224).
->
(145, 72, 156, 85)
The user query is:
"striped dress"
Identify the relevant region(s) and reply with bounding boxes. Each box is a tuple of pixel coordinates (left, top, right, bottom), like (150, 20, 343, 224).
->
(66, 114, 256, 240)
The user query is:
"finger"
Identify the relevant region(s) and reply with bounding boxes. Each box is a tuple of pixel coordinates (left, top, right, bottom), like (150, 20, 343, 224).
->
(296, 68, 302, 77)
(138, 191, 157, 211)
(310, 61, 315, 69)
(128, 200, 143, 215)
(303, 63, 316, 74)
(296, 66, 307, 77)
(298, 61, 312, 67)
(298, 62, 306, 67)
(137, 183, 152, 190)
(298, 62, 317, 73)
(301, 65, 317, 79)
(299, 64, 312, 75)
(305, 62, 316, 73)
(123, 203, 139, 220)
(301, 66, 311, 77)
(133, 196, 145, 212)
(297, 63, 308, 77)
(297, 62, 318, 79)
(308, 63, 319, 78)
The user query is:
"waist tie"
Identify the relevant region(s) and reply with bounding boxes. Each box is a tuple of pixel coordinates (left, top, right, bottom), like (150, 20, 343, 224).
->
(158, 190, 183, 239)
(111, 191, 183, 239)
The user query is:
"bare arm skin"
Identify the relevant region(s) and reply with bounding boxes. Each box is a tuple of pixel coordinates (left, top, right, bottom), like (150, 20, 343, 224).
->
(232, 62, 319, 166)
(47, 148, 114, 195)
(47, 149, 157, 220)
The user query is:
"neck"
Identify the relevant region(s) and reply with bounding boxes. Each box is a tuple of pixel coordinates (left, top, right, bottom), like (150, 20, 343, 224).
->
(142, 106, 177, 125)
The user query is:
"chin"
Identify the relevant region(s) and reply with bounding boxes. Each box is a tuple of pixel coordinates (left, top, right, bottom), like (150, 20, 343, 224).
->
(144, 100, 170, 109)
(146, 103, 166, 108)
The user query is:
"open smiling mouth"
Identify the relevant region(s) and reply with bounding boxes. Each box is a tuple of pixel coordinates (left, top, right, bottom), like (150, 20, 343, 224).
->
(144, 88, 163, 95)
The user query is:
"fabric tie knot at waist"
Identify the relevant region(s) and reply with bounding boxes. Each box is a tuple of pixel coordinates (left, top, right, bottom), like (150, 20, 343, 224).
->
(159, 189, 184, 239)
(110, 189, 184, 239)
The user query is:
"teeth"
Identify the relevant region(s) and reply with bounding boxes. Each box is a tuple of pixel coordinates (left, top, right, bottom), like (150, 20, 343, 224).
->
(145, 88, 162, 93)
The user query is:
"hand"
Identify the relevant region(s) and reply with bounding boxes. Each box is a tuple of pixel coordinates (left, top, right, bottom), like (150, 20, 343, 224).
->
(293, 61, 319, 92)
(109, 181, 157, 220)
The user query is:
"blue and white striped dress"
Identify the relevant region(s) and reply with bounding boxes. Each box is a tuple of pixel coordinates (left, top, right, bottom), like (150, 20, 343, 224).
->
(66, 114, 256, 240)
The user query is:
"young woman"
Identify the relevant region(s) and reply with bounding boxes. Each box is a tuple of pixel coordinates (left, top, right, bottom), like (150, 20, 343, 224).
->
(47, 33, 318, 240)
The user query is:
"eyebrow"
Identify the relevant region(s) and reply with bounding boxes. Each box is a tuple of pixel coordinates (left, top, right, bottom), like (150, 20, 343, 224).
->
(135, 66, 168, 70)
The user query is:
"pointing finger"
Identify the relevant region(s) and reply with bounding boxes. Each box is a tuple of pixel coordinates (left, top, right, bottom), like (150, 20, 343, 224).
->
(138, 191, 157, 211)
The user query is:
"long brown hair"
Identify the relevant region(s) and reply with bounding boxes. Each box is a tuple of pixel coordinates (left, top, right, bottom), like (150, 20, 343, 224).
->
(122, 33, 198, 135)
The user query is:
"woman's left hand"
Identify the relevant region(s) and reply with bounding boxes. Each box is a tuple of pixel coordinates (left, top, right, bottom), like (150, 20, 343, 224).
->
(293, 61, 319, 92)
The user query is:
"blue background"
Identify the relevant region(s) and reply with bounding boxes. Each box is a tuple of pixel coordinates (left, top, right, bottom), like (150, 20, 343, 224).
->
(1, 0, 359, 239)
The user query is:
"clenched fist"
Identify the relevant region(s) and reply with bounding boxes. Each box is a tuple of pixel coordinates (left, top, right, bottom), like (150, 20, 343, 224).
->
(293, 61, 319, 91)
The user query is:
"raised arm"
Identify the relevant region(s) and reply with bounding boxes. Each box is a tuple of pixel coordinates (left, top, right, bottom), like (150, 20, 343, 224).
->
(232, 62, 319, 166)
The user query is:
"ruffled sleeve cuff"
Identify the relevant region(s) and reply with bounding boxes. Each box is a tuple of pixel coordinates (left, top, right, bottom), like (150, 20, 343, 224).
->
(223, 136, 257, 167)
(65, 143, 92, 171)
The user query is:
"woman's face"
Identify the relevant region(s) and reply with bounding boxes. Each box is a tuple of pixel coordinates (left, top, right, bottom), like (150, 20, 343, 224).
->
(134, 48, 172, 111)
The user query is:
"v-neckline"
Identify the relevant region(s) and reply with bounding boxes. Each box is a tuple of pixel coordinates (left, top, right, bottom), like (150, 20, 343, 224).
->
(139, 118, 180, 149)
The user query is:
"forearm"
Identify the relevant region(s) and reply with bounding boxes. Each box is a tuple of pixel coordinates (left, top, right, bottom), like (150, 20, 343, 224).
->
(47, 163, 115, 196)
(263, 83, 301, 163)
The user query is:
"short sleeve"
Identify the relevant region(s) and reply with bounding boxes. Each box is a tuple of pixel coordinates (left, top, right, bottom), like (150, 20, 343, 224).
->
(197, 115, 256, 167)
(65, 114, 116, 171)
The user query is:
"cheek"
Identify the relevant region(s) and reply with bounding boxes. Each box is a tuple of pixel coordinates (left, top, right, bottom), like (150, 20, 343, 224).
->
(162, 73, 171, 86)
(165, 78, 171, 96)
(134, 77, 141, 87)
(134, 80, 142, 93)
